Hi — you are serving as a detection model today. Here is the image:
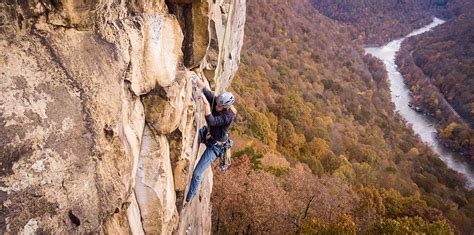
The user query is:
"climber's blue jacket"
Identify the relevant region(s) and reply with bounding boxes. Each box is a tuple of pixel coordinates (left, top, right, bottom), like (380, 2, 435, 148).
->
(202, 87, 235, 142)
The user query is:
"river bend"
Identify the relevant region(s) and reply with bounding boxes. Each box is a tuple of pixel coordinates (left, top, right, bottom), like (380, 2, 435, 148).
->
(365, 18, 474, 189)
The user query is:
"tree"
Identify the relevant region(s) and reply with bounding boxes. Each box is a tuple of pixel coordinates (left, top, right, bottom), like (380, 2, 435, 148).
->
(212, 156, 292, 234)
(367, 216, 453, 234)
(277, 118, 306, 157)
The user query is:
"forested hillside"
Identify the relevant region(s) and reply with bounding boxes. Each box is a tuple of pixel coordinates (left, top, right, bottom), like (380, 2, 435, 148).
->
(396, 2, 474, 158)
(310, 0, 432, 45)
(210, 0, 474, 234)
(309, 0, 470, 46)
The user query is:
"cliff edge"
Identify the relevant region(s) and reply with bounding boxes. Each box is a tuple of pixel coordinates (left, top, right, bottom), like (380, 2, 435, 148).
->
(0, 0, 245, 234)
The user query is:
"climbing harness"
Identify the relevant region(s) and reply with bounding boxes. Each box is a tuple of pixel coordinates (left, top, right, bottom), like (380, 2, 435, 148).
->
(198, 126, 233, 172)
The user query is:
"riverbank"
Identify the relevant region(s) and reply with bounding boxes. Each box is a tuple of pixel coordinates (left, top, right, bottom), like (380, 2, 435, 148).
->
(396, 14, 474, 159)
(365, 18, 474, 189)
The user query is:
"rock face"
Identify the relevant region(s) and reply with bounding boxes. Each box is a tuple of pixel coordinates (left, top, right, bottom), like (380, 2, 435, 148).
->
(0, 0, 245, 234)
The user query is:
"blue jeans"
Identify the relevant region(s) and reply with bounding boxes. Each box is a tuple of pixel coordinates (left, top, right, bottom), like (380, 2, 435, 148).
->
(186, 144, 222, 201)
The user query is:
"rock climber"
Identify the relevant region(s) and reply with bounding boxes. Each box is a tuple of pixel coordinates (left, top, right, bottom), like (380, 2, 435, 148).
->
(185, 76, 236, 203)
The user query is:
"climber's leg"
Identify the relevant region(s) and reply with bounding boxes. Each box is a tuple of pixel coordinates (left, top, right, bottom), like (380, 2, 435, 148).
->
(186, 146, 218, 201)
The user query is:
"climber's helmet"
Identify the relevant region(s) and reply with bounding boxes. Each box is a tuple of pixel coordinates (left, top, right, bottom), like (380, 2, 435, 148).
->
(216, 92, 235, 109)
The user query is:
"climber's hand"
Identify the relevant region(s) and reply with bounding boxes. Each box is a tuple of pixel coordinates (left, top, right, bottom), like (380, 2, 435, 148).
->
(195, 76, 205, 89)
(200, 93, 209, 104)
(200, 93, 211, 115)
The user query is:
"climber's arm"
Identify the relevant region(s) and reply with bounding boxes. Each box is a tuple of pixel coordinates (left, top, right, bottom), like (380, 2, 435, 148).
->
(200, 93, 232, 127)
(195, 76, 214, 103)
(201, 93, 212, 115)
(202, 87, 215, 104)
(205, 112, 234, 127)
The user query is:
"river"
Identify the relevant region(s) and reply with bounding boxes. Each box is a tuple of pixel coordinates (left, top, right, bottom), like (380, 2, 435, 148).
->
(365, 18, 474, 189)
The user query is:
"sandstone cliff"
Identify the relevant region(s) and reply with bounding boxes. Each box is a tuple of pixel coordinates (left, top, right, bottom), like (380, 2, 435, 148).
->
(0, 0, 245, 234)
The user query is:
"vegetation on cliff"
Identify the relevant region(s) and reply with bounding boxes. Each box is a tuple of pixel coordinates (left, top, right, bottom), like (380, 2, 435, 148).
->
(211, 0, 474, 233)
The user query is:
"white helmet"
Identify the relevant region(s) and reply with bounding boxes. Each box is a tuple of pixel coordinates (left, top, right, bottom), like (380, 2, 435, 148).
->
(216, 92, 235, 108)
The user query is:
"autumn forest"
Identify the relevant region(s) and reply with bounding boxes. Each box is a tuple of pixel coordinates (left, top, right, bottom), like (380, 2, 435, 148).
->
(210, 0, 474, 234)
